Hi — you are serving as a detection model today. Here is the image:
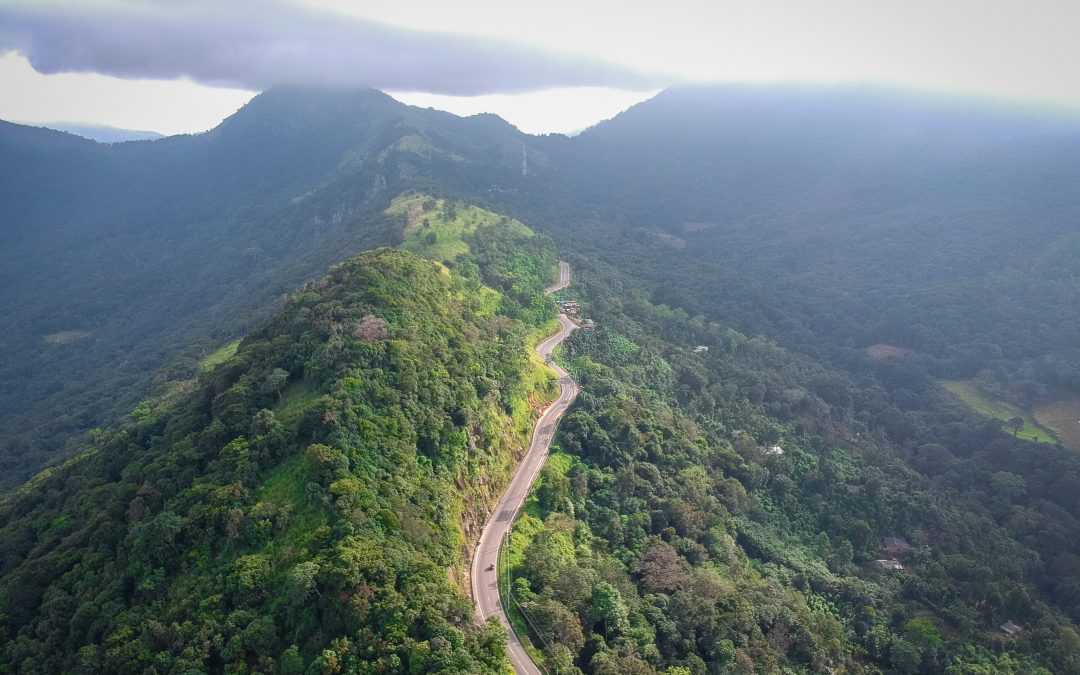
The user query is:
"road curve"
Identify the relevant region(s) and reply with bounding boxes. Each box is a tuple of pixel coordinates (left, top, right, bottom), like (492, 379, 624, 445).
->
(471, 261, 577, 675)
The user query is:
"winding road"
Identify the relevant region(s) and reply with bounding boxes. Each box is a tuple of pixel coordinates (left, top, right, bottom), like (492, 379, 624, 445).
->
(471, 261, 578, 675)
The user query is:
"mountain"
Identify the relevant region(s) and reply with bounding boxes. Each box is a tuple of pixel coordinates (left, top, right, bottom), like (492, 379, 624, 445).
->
(5, 84, 1080, 673)
(528, 84, 1080, 404)
(0, 208, 559, 673)
(0, 87, 534, 485)
(38, 123, 165, 143)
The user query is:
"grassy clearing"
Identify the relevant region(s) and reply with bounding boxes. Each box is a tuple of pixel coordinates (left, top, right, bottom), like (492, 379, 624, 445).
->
(942, 380, 1057, 444)
(274, 379, 321, 425)
(1034, 397, 1080, 451)
(388, 193, 532, 263)
(256, 454, 327, 556)
(43, 330, 92, 345)
(200, 339, 240, 372)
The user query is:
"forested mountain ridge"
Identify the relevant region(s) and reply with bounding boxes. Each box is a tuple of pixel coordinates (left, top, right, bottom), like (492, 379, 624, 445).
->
(7, 84, 1080, 485)
(0, 88, 536, 485)
(0, 206, 561, 673)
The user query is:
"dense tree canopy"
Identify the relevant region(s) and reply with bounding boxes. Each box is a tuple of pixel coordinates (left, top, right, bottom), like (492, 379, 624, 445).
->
(0, 217, 559, 673)
(505, 253, 1080, 674)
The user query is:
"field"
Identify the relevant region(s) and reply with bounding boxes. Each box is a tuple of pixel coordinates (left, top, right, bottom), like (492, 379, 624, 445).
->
(199, 339, 240, 371)
(389, 193, 532, 263)
(866, 343, 914, 361)
(942, 380, 1057, 444)
(1034, 397, 1080, 451)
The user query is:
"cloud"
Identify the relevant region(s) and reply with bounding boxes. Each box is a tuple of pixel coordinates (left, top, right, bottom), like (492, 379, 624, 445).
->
(0, 0, 669, 95)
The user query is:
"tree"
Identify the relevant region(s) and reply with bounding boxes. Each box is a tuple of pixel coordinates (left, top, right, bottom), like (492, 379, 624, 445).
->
(287, 560, 320, 605)
(991, 471, 1027, 502)
(590, 582, 630, 637)
(537, 464, 573, 514)
(551, 566, 596, 614)
(890, 637, 923, 674)
(637, 539, 690, 594)
(523, 597, 585, 655)
(523, 520, 576, 589)
(1007, 416, 1024, 436)
(278, 646, 305, 675)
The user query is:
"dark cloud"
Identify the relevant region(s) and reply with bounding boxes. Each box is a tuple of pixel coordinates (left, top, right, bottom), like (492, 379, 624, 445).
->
(0, 0, 668, 95)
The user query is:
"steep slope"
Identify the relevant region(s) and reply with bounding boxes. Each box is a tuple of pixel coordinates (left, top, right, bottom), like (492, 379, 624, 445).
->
(0, 88, 535, 485)
(0, 209, 562, 673)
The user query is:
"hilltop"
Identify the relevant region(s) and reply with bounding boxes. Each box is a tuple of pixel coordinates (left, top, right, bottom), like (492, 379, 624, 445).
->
(0, 205, 560, 673)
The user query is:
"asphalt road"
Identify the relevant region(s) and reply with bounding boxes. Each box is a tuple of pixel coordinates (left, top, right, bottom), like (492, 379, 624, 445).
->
(471, 261, 577, 675)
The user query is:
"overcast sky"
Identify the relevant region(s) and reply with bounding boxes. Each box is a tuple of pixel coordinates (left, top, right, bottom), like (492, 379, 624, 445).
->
(2, 0, 1079, 135)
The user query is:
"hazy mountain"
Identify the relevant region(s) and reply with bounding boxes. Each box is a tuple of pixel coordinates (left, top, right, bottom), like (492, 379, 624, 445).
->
(39, 122, 165, 143)
(532, 84, 1080, 392)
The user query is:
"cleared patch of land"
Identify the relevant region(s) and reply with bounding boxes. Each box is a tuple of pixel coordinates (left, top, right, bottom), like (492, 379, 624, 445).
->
(1034, 398, 1080, 451)
(389, 193, 532, 263)
(199, 339, 240, 371)
(43, 330, 91, 345)
(942, 380, 1057, 444)
(682, 221, 719, 232)
(866, 343, 913, 361)
(646, 229, 687, 249)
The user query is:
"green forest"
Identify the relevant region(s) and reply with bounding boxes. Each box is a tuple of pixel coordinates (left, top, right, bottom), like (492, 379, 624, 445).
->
(0, 206, 560, 673)
(4, 85, 1080, 674)
(502, 251, 1080, 673)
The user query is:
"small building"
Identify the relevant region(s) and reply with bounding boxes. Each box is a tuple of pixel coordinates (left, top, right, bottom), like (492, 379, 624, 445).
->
(693, 345, 709, 353)
(557, 300, 581, 318)
(875, 559, 904, 571)
(580, 318, 596, 331)
(882, 536, 913, 557)
(764, 445, 785, 456)
(1000, 621, 1023, 636)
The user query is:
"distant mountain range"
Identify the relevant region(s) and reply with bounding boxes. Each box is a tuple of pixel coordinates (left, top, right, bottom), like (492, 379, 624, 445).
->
(36, 122, 165, 143)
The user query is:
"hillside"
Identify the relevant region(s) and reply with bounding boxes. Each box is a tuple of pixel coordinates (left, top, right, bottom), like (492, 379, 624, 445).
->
(0, 204, 565, 673)
(0, 88, 535, 486)
(502, 254, 1080, 673)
